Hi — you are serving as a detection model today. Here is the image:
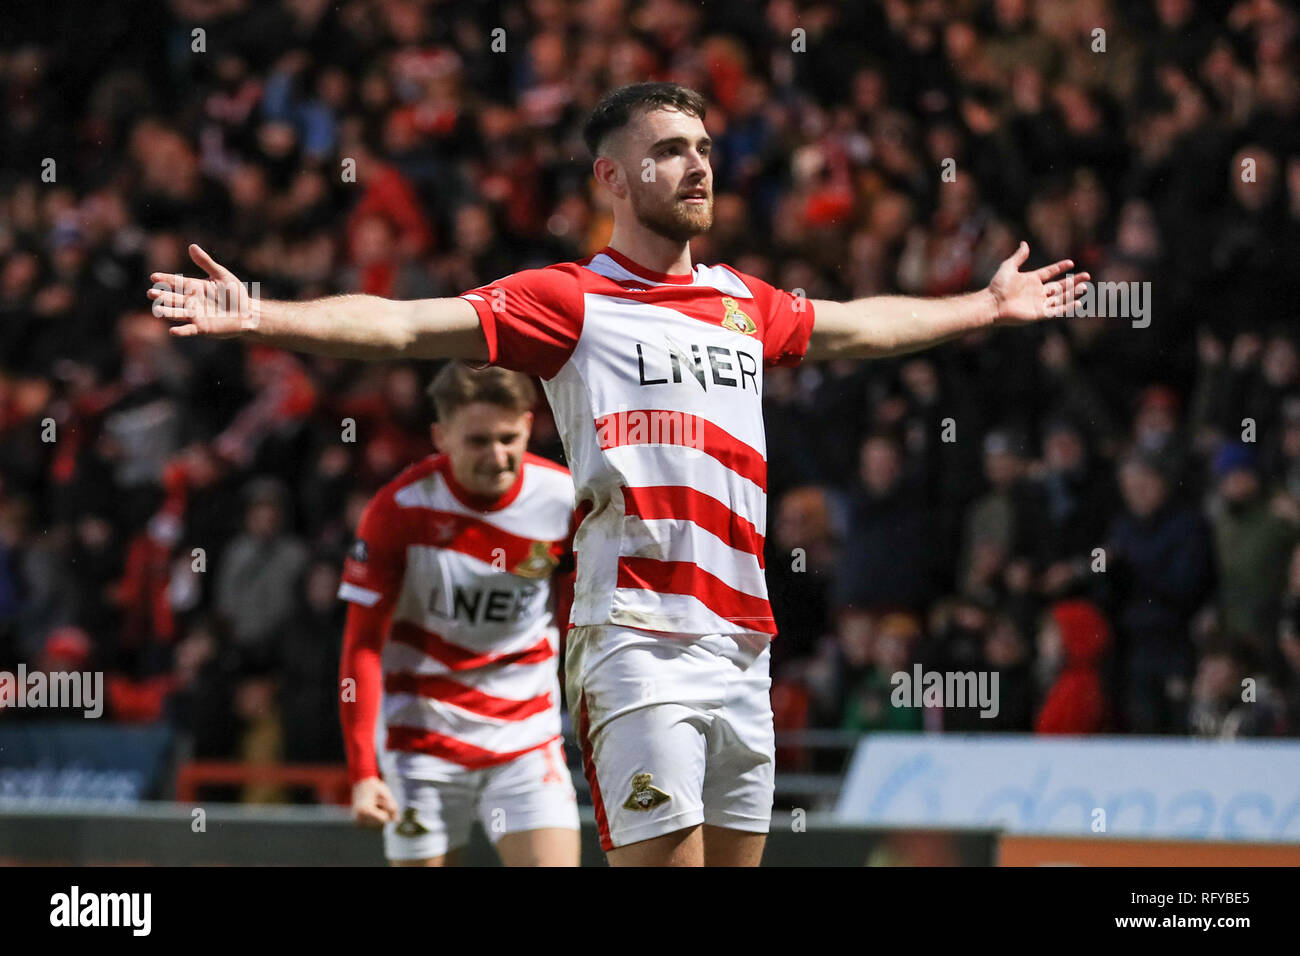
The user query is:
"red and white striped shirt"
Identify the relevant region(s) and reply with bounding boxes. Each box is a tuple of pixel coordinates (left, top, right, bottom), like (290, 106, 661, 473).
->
(338, 452, 575, 779)
(459, 246, 816, 637)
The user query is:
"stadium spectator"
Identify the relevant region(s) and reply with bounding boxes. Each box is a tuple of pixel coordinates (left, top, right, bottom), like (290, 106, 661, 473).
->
(1034, 598, 1112, 735)
(164, 615, 240, 760)
(1035, 416, 1117, 599)
(804, 606, 873, 730)
(766, 484, 839, 677)
(1209, 441, 1300, 653)
(958, 428, 1048, 604)
(1105, 452, 1214, 733)
(214, 476, 309, 673)
(920, 594, 994, 731)
(841, 611, 925, 734)
(1187, 646, 1279, 738)
(981, 612, 1035, 732)
(1128, 385, 1190, 489)
(1278, 593, 1300, 735)
(0, 625, 95, 722)
(836, 431, 937, 614)
(277, 557, 346, 764)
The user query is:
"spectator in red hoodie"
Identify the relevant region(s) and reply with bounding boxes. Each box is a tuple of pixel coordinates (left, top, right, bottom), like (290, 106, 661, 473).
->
(344, 141, 433, 265)
(1035, 598, 1112, 734)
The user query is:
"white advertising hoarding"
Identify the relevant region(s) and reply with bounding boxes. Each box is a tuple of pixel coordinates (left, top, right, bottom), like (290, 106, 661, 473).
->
(835, 734, 1300, 842)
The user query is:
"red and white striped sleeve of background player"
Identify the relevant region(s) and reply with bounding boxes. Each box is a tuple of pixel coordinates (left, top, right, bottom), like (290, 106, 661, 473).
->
(337, 452, 575, 781)
(458, 246, 816, 639)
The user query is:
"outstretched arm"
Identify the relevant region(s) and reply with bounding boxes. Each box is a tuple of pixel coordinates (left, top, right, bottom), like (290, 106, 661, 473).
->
(147, 244, 488, 361)
(806, 242, 1090, 361)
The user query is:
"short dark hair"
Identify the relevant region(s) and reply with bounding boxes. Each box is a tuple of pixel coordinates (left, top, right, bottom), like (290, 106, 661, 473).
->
(426, 363, 537, 421)
(582, 82, 708, 158)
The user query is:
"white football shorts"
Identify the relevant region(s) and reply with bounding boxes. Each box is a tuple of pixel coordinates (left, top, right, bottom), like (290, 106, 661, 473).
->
(565, 623, 775, 852)
(381, 737, 579, 861)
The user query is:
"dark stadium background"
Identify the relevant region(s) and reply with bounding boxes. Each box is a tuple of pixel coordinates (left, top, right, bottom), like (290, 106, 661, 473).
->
(2, 0, 1300, 864)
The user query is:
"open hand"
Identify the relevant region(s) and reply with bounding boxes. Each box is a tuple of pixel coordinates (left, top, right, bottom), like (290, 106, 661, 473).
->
(989, 241, 1090, 325)
(147, 243, 258, 338)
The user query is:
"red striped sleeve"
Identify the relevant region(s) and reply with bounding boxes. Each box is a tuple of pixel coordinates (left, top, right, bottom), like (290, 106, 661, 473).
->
(340, 600, 392, 785)
(459, 265, 585, 379)
(340, 490, 406, 601)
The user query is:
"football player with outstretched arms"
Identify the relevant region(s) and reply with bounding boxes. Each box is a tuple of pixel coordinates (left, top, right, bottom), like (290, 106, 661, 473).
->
(339, 363, 580, 866)
(149, 82, 1086, 867)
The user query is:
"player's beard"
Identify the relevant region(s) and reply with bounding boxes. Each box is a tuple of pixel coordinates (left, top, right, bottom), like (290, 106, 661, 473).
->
(631, 186, 713, 244)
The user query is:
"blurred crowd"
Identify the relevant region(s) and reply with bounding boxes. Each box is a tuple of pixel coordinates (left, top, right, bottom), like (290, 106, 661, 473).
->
(2, 0, 1300, 779)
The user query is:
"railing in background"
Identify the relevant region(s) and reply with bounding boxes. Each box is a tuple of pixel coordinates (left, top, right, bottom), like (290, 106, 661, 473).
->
(157, 730, 863, 810)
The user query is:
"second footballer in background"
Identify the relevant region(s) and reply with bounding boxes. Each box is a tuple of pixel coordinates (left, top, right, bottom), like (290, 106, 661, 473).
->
(337, 363, 580, 866)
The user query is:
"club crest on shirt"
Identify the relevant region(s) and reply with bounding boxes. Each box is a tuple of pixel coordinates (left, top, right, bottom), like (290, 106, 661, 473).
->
(622, 773, 671, 811)
(395, 807, 429, 836)
(720, 296, 756, 336)
(513, 540, 559, 579)
(434, 518, 457, 543)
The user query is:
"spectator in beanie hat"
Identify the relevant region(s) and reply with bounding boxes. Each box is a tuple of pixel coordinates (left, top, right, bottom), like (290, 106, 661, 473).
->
(958, 426, 1048, 601)
(1131, 385, 1190, 490)
(1210, 441, 1300, 653)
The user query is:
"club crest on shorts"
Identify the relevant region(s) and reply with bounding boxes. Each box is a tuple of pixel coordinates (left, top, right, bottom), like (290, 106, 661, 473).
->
(395, 807, 429, 836)
(622, 773, 671, 811)
(720, 297, 756, 336)
(513, 540, 559, 579)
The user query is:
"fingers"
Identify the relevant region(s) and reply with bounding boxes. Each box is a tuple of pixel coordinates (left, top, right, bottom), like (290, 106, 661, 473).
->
(149, 271, 202, 294)
(353, 802, 395, 828)
(147, 285, 192, 314)
(1043, 274, 1091, 296)
(189, 243, 231, 281)
(148, 285, 199, 321)
(1008, 240, 1030, 269)
(1050, 272, 1090, 291)
(169, 325, 199, 336)
(1043, 273, 1092, 317)
(1035, 258, 1074, 281)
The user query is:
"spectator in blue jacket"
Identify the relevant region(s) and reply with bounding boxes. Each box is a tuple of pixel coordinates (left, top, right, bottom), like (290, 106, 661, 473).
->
(1105, 451, 1214, 732)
